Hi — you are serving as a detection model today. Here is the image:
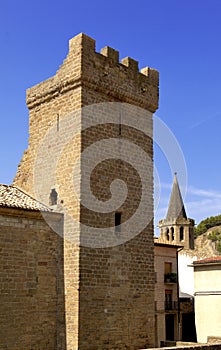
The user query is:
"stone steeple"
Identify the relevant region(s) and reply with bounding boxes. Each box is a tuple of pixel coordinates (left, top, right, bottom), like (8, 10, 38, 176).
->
(166, 173, 187, 220)
(158, 173, 195, 249)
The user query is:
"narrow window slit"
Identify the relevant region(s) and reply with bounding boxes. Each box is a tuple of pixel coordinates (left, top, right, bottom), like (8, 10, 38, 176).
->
(57, 114, 60, 132)
(115, 212, 122, 233)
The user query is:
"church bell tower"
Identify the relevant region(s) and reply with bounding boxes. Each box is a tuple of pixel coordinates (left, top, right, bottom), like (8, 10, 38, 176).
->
(158, 173, 195, 249)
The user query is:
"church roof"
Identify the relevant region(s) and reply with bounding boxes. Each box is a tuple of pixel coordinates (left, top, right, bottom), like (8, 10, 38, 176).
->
(166, 173, 187, 220)
(0, 184, 51, 212)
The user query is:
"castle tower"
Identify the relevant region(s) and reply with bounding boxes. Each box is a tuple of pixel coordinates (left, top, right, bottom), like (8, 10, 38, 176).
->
(158, 173, 195, 249)
(14, 33, 159, 349)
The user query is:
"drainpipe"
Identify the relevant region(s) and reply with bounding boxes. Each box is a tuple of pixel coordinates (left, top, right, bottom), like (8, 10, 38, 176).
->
(177, 246, 184, 341)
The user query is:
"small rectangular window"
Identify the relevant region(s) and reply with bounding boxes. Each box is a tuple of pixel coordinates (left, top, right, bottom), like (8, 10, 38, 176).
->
(165, 290, 173, 310)
(115, 212, 121, 233)
(164, 262, 172, 274)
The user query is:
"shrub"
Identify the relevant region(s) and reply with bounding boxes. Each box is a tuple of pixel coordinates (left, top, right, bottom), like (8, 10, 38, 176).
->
(194, 214, 221, 237)
(207, 229, 221, 254)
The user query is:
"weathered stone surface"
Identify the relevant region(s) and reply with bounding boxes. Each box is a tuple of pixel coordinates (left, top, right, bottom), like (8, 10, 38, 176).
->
(13, 33, 159, 349)
(0, 208, 65, 350)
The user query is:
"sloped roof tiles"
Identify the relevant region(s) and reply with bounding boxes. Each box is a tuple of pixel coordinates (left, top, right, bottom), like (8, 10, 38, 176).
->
(194, 256, 221, 264)
(0, 184, 51, 212)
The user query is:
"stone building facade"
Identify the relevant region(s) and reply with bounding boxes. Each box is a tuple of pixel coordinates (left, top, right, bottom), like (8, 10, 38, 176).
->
(0, 185, 65, 350)
(12, 33, 159, 349)
(154, 240, 181, 347)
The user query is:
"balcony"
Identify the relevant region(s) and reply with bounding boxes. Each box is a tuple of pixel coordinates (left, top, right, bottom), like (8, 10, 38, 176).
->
(164, 273, 177, 283)
(165, 301, 178, 311)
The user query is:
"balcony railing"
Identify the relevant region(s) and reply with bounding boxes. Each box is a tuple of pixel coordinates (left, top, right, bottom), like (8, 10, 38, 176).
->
(165, 301, 178, 311)
(164, 273, 177, 283)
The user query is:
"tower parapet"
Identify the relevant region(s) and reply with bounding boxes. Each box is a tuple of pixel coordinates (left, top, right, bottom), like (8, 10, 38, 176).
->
(26, 33, 159, 112)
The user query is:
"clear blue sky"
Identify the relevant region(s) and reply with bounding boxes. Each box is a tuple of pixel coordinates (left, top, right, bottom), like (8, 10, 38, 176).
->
(1, 0, 221, 231)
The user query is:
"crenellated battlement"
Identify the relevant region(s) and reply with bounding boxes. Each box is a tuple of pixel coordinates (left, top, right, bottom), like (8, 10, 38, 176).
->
(100, 45, 119, 63)
(26, 33, 159, 112)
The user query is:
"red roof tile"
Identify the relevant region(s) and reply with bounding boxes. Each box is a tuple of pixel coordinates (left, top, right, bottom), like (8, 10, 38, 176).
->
(194, 256, 221, 264)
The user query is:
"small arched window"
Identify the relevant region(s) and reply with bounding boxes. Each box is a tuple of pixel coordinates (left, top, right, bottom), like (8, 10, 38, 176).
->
(180, 227, 184, 241)
(166, 228, 169, 241)
(49, 188, 58, 206)
(171, 227, 175, 241)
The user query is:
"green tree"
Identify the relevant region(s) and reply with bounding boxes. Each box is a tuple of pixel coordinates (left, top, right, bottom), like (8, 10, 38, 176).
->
(194, 214, 221, 237)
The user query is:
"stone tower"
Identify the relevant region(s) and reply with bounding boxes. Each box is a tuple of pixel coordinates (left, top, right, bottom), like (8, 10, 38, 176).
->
(14, 33, 159, 349)
(158, 173, 195, 249)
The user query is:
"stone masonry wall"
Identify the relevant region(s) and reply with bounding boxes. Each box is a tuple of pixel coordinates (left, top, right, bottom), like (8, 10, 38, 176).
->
(13, 33, 159, 349)
(0, 208, 65, 350)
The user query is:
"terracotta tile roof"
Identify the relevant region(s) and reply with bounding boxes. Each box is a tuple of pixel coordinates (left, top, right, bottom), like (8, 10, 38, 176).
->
(194, 256, 221, 264)
(0, 184, 51, 212)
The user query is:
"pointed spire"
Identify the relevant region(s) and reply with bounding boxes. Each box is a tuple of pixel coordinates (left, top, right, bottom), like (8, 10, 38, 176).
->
(166, 173, 187, 220)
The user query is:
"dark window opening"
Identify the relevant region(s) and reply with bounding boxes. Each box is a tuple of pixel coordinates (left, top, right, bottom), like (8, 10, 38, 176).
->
(49, 188, 58, 205)
(166, 228, 169, 241)
(115, 212, 121, 233)
(165, 314, 175, 340)
(180, 226, 184, 241)
(171, 227, 175, 240)
(165, 290, 173, 310)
